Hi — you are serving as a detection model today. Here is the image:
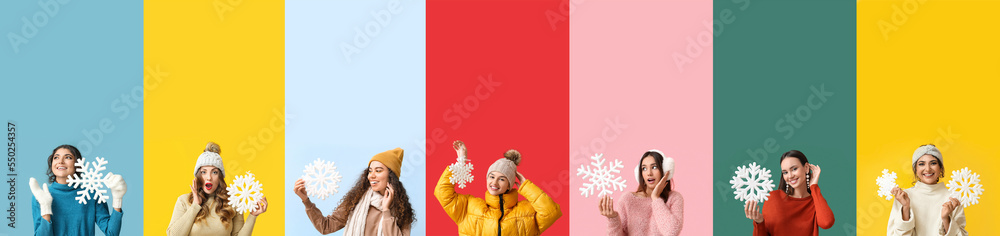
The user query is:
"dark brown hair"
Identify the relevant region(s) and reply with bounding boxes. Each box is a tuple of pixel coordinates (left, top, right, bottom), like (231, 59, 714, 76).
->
(46, 144, 82, 183)
(337, 168, 416, 231)
(635, 151, 671, 203)
(777, 150, 811, 195)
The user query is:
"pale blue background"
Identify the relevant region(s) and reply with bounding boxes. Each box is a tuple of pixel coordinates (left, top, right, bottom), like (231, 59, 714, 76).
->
(285, 0, 426, 235)
(0, 1, 143, 235)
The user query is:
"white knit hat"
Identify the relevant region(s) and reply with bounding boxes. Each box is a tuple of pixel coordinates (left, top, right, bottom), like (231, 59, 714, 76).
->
(912, 144, 942, 165)
(634, 149, 675, 184)
(193, 151, 225, 176)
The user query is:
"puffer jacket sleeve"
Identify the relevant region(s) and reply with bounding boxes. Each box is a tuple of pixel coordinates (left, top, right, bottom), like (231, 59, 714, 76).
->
(517, 179, 562, 233)
(435, 167, 473, 224)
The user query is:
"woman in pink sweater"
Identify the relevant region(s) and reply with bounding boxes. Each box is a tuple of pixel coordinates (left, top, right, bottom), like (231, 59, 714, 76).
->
(599, 150, 684, 236)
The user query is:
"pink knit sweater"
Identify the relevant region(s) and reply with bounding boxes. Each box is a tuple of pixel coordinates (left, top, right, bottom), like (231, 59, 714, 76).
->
(607, 191, 684, 236)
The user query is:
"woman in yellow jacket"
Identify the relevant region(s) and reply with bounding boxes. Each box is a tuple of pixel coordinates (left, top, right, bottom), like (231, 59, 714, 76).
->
(435, 140, 562, 236)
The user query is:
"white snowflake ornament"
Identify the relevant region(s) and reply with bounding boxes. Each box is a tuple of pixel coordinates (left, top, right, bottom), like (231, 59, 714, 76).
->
(730, 162, 775, 203)
(302, 158, 342, 200)
(876, 169, 898, 201)
(449, 156, 474, 189)
(947, 167, 984, 208)
(67, 157, 113, 204)
(576, 153, 627, 198)
(227, 171, 264, 215)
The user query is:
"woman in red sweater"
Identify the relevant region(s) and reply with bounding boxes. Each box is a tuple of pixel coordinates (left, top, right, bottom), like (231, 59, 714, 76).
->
(744, 150, 835, 236)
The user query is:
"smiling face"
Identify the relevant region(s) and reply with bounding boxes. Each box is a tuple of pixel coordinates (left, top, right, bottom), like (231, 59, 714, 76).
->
(914, 154, 943, 184)
(486, 171, 511, 196)
(368, 161, 390, 193)
(780, 158, 808, 190)
(196, 166, 222, 194)
(640, 155, 663, 188)
(50, 148, 77, 180)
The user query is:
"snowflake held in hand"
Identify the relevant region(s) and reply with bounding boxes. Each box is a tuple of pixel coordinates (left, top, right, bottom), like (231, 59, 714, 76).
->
(730, 162, 775, 203)
(449, 156, 474, 189)
(302, 158, 342, 200)
(947, 167, 984, 208)
(577, 153, 627, 198)
(67, 157, 113, 204)
(227, 171, 264, 215)
(876, 169, 898, 201)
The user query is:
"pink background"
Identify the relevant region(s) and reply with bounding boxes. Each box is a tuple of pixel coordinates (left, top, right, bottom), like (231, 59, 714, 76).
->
(569, 0, 713, 235)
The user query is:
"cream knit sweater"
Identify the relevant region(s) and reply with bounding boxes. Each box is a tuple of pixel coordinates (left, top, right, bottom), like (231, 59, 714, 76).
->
(887, 182, 968, 236)
(167, 193, 258, 236)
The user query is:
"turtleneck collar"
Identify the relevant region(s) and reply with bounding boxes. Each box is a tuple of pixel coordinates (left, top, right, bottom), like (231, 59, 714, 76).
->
(484, 190, 518, 210)
(50, 182, 75, 191)
(912, 181, 947, 193)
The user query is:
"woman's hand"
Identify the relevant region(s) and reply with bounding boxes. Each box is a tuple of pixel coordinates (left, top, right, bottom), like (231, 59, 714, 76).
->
(381, 184, 394, 211)
(651, 172, 669, 200)
(807, 163, 821, 186)
(452, 140, 467, 158)
(941, 197, 960, 221)
(293, 178, 309, 202)
(251, 196, 268, 216)
(891, 187, 910, 220)
(515, 171, 525, 188)
(599, 195, 619, 219)
(744, 200, 763, 223)
(190, 179, 202, 206)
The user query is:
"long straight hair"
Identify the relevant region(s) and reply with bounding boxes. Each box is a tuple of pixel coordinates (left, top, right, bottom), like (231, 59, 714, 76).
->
(777, 150, 811, 195)
(635, 151, 671, 203)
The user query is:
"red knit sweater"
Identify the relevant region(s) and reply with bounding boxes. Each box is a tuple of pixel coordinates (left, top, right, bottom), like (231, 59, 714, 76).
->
(752, 184, 835, 236)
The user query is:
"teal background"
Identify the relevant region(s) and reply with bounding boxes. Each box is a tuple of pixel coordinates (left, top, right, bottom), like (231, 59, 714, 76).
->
(0, 0, 143, 235)
(712, 0, 857, 235)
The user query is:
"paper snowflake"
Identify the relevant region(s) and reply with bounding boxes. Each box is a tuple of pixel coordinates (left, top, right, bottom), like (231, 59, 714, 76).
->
(576, 153, 627, 198)
(227, 171, 264, 214)
(730, 162, 775, 203)
(876, 169, 898, 201)
(302, 158, 342, 200)
(67, 157, 112, 204)
(449, 156, 474, 189)
(947, 167, 984, 208)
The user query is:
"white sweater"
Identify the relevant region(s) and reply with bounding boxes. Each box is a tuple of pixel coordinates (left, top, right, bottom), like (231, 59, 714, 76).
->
(887, 182, 967, 236)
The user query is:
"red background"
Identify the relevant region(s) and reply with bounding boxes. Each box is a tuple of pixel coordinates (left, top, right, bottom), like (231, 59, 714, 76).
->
(425, 0, 569, 235)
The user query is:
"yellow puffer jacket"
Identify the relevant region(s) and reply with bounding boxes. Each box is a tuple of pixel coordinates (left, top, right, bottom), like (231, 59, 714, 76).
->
(435, 167, 562, 236)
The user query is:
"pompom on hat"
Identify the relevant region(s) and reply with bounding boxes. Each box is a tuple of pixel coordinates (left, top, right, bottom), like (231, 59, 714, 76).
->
(488, 149, 522, 185)
(193, 142, 225, 176)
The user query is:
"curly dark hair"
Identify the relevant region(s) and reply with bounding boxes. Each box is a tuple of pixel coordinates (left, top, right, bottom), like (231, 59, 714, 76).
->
(336, 168, 416, 231)
(46, 145, 82, 183)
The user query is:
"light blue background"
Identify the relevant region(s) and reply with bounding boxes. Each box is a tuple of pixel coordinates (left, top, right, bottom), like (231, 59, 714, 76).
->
(0, 1, 143, 235)
(285, 0, 426, 235)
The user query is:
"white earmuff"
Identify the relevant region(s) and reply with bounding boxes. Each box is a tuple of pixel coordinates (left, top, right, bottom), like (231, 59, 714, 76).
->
(636, 149, 672, 184)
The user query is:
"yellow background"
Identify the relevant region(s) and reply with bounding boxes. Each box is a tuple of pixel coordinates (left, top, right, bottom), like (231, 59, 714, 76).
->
(144, 0, 285, 234)
(858, 0, 999, 235)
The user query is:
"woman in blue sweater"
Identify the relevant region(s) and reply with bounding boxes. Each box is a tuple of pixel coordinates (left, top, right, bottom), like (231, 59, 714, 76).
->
(29, 144, 128, 236)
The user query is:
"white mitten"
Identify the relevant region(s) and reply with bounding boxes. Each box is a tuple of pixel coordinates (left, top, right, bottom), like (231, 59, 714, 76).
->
(28, 178, 53, 216)
(106, 173, 127, 209)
